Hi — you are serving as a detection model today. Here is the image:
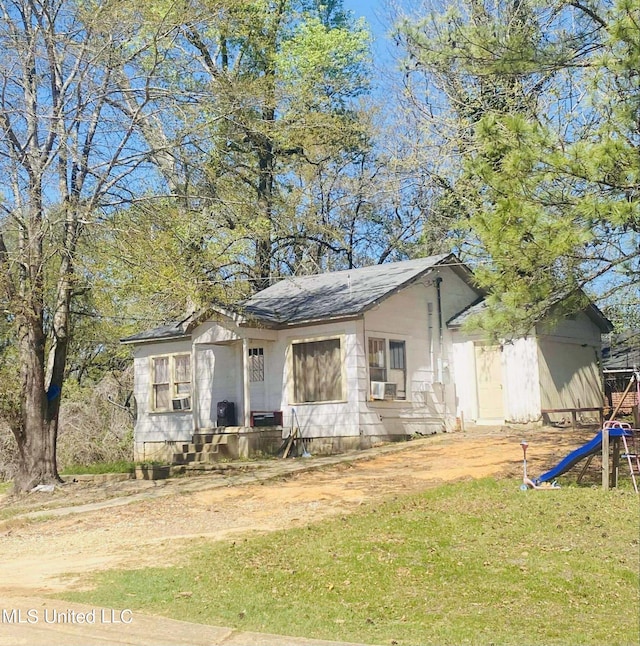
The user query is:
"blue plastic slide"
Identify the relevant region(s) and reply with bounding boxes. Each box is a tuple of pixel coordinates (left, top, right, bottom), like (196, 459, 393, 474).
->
(537, 428, 632, 484)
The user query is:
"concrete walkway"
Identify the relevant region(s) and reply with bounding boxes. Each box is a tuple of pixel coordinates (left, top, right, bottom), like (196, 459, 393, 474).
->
(0, 597, 383, 646)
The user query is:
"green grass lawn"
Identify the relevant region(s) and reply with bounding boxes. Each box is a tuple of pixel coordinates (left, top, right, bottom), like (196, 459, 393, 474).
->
(59, 478, 640, 646)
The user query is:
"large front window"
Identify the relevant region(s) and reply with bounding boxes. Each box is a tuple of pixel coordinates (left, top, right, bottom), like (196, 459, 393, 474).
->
(292, 338, 342, 403)
(151, 354, 191, 411)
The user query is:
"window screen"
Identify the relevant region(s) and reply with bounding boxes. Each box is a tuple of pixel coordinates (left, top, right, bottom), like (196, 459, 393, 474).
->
(292, 339, 342, 402)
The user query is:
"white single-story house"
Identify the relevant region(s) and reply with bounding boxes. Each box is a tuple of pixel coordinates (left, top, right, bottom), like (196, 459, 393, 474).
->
(122, 254, 612, 462)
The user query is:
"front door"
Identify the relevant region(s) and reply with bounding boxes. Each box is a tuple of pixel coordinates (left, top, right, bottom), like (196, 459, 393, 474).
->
(475, 344, 504, 420)
(248, 346, 267, 411)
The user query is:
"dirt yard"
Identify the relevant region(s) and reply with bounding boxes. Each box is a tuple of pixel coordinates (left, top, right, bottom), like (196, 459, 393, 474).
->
(0, 425, 601, 598)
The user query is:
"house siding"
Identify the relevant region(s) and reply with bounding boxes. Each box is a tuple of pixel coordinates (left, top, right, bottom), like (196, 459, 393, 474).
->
(452, 335, 542, 424)
(452, 312, 604, 425)
(536, 314, 604, 416)
(537, 341, 603, 411)
(275, 320, 361, 443)
(360, 267, 479, 435)
(503, 338, 541, 423)
(132, 338, 194, 460)
(127, 262, 608, 460)
(193, 344, 238, 429)
(451, 338, 478, 424)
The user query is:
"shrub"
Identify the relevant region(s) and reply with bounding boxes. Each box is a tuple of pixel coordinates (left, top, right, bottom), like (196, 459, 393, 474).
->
(56, 370, 134, 471)
(0, 369, 135, 482)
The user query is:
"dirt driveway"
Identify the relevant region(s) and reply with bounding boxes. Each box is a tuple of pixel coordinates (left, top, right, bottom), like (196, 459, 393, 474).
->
(0, 425, 600, 599)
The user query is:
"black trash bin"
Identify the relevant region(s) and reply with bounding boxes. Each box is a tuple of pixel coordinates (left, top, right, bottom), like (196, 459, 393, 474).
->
(216, 400, 236, 427)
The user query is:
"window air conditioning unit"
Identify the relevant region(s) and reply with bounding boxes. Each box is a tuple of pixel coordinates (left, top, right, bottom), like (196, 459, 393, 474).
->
(370, 382, 398, 400)
(172, 397, 191, 411)
(383, 382, 397, 400)
(371, 381, 386, 400)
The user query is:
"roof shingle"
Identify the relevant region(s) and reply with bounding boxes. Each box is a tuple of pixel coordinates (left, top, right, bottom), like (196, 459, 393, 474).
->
(242, 254, 451, 326)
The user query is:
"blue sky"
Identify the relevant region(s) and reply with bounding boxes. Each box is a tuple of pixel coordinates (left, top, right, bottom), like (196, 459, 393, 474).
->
(342, 0, 386, 28)
(342, 0, 399, 78)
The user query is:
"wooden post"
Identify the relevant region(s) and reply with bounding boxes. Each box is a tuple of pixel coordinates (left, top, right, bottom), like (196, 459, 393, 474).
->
(602, 426, 610, 491)
(242, 338, 251, 428)
(636, 370, 640, 427)
(611, 436, 620, 488)
(191, 344, 198, 436)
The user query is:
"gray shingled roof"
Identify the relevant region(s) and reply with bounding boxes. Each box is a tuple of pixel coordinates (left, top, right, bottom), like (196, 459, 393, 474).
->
(602, 332, 640, 370)
(121, 254, 458, 343)
(447, 297, 613, 333)
(446, 298, 486, 328)
(121, 312, 200, 344)
(241, 254, 453, 327)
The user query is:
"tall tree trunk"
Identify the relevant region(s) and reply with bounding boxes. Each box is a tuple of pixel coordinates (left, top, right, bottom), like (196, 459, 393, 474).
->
(14, 281, 59, 492)
(255, 129, 275, 291)
(12, 169, 60, 490)
(43, 208, 81, 484)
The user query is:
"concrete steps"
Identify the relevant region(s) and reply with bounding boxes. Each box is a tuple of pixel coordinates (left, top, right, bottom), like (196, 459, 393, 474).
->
(172, 434, 231, 466)
(171, 427, 283, 467)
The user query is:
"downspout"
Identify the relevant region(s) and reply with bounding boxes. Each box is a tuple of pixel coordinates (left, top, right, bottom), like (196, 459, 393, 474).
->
(435, 277, 443, 353)
(434, 276, 447, 425)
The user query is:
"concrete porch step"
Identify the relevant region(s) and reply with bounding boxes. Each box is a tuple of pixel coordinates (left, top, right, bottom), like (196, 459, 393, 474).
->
(171, 427, 283, 467)
(171, 461, 263, 477)
(172, 448, 227, 466)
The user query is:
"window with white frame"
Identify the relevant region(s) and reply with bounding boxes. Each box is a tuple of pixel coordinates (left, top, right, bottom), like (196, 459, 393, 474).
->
(389, 340, 407, 399)
(249, 347, 265, 382)
(292, 338, 342, 403)
(368, 338, 406, 400)
(151, 354, 191, 411)
(368, 337, 386, 381)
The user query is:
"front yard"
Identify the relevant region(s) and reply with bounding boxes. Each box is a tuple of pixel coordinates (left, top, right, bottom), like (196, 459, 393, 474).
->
(60, 478, 639, 646)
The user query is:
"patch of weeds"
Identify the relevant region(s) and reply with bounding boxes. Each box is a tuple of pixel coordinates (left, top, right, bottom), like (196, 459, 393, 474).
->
(60, 460, 136, 475)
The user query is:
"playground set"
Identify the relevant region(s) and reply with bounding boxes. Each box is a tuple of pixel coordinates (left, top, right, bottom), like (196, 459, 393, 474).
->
(521, 373, 640, 493)
(521, 422, 640, 492)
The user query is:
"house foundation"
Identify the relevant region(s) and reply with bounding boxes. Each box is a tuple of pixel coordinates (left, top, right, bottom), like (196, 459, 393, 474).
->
(134, 427, 423, 464)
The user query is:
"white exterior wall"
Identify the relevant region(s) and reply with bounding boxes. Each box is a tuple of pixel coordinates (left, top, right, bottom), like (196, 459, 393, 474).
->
(452, 335, 559, 424)
(192, 321, 281, 430)
(537, 312, 602, 346)
(133, 320, 282, 458)
(273, 320, 361, 439)
(537, 341, 603, 410)
(451, 312, 605, 425)
(502, 337, 542, 423)
(132, 338, 194, 460)
(536, 313, 604, 412)
(194, 344, 238, 429)
(361, 267, 480, 435)
(130, 265, 487, 454)
(451, 338, 477, 424)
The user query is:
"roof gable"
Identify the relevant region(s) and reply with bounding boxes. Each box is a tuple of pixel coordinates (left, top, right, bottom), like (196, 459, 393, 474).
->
(120, 306, 239, 344)
(242, 254, 457, 327)
(122, 254, 474, 343)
